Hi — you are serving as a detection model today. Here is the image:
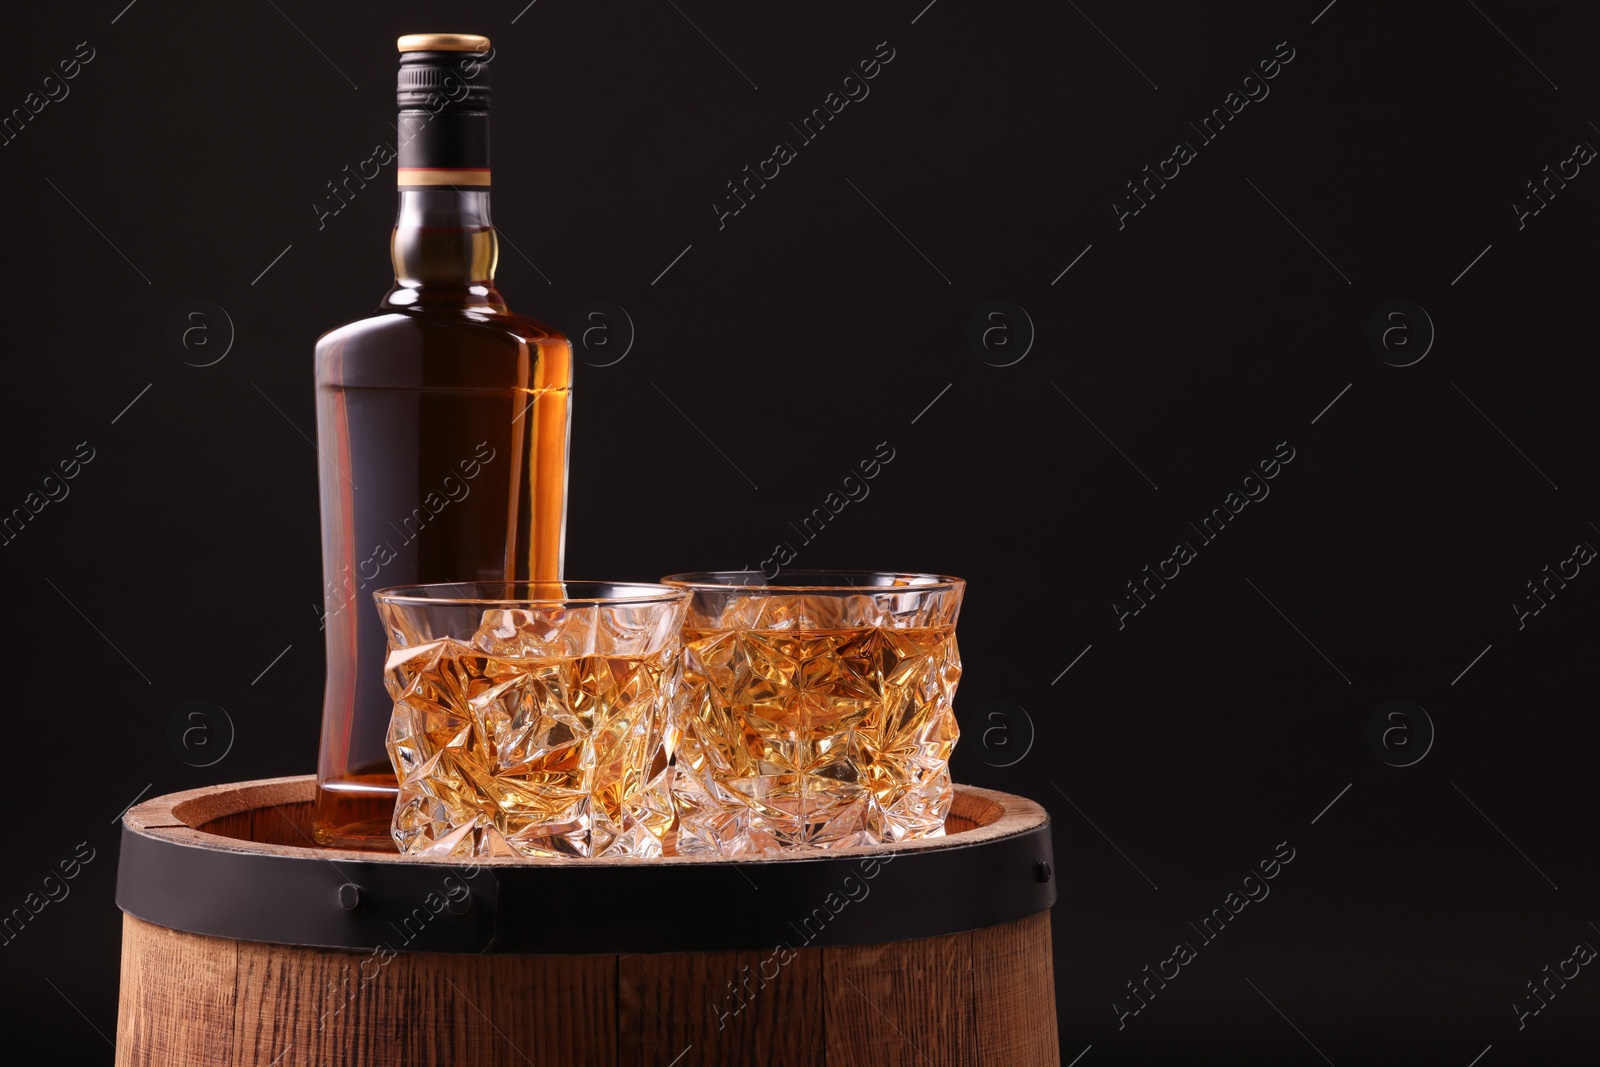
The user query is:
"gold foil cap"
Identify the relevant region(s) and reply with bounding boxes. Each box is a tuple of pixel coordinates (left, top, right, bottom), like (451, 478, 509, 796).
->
(397, 33, 490, 53)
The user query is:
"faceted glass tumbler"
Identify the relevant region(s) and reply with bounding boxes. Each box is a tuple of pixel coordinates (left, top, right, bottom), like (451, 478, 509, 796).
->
(372, 581, 688, 859)
(661, 571, 965, 854)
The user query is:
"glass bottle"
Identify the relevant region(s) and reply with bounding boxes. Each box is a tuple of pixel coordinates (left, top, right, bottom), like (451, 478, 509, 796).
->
(311, 33, 572, 847)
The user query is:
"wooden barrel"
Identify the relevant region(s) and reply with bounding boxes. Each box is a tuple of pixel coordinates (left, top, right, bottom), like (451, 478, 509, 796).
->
(115, 776, 1057, 1067)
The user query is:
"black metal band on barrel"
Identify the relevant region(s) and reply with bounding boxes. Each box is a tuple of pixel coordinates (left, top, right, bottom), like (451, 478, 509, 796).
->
(115, 819, 1055, 955)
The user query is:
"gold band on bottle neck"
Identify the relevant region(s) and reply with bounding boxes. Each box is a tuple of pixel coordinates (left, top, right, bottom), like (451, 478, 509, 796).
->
(397, 168, 492, 188)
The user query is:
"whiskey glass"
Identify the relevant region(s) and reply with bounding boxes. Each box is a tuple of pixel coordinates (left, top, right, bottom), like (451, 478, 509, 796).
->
(373, 581, 687, 859)
(661, 571, 965, 854)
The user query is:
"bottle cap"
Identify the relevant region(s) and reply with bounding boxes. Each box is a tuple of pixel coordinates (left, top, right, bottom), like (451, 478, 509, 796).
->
(396, 33, 491, 112)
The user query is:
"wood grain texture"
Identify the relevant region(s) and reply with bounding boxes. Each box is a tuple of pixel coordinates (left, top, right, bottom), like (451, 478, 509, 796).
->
(117, 912, 1057, 1067)
(974, 912, 1059, 1067)
(116, 916, 237, 1067)
(118, 915, 616, 1067)
(823, 930, 975, 1067)
(192, 802, 315, 849)
(618, 947, 824, 1067)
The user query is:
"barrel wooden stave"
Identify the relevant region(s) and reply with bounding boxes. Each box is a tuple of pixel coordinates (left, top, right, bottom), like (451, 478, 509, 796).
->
(973, 913, 1059, 1065)
(118, 918, 237, 1067)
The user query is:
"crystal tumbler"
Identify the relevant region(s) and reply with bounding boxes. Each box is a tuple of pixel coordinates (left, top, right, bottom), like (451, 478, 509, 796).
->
(661, 571, 964, 854)
(373, 581, 687, 859)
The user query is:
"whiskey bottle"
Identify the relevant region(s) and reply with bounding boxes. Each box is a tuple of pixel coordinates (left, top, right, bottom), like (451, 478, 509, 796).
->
(311, 33, 572, 848)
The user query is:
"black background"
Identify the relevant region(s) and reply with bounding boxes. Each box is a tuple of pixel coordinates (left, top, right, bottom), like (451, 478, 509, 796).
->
(3, 1, 1598, 1063)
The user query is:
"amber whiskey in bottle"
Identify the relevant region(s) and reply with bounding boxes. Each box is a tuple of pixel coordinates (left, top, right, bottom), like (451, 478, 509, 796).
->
(312, 33, 572, 847)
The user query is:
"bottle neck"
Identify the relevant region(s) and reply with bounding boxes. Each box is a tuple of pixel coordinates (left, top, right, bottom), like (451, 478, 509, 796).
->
(383, 188, 503, 311)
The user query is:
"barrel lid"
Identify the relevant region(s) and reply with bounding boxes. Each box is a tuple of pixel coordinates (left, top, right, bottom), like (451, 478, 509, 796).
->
(115, 776, 1056, 955)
